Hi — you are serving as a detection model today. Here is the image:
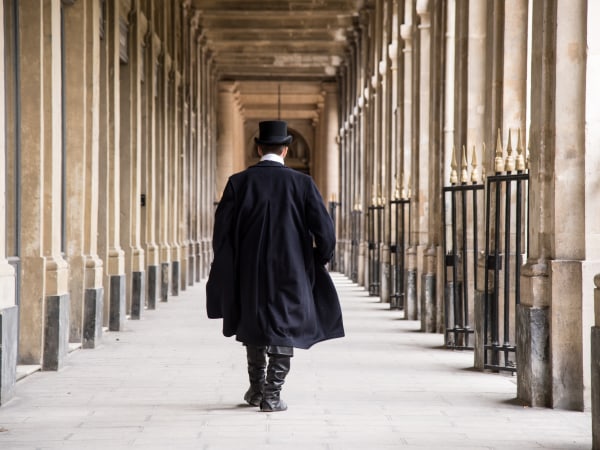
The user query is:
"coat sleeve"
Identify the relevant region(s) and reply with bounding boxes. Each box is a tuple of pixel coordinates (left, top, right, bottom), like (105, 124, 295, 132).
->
(206, 180, 238, 328)
(305, 179, 336, 265)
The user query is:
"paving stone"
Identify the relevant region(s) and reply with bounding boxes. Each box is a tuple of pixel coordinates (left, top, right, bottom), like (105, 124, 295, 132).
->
(0, 274, 592, 449)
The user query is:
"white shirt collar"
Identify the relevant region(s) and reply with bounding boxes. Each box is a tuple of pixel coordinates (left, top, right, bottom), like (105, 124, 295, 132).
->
(260, 153, 285, 165)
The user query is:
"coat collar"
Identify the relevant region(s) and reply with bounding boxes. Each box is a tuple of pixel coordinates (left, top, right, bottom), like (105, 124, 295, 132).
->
(253, 160, 287, 169)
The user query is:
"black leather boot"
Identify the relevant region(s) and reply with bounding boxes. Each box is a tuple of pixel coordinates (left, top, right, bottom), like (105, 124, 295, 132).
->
(260, 354, 291, 412)
(244, 345, 267, 406)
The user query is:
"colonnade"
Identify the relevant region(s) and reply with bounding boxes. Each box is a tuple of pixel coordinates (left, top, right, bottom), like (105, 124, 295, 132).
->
(0, 0, 217, 403)
(0, 1, 598, 441)
(335, 0, 597, 415)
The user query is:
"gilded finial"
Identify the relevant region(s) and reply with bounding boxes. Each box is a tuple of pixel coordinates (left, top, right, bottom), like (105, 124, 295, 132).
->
(494, 129, 505, 173)
(401, 172, 407, 199)
(449, 145, 458, 184)
(460, 145, 469, 184)
(515, 128, 525, 172)
(393, 175, 401, 200)
(526, 138, 530, 170)
(407, 176, 412, 198)
(481, 142, 486, 182)
(471, 145, 479, 183)
(505, 129, 515, 172)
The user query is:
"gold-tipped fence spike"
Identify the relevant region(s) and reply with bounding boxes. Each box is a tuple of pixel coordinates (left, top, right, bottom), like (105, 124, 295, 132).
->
(471, 145, 480, 183)
(460, 145, 469, 184)
(401, 172, 407, 199)
(394, 175, 401, 200)
(515, 128, 525, 171)
(494, 129, 505, 173)
(481, 142, 486, 182)
(505, 128, 515, 172)
(407, 176, 412, 198)
(526, 138, 530, 170)
(449, 145, 458, 184)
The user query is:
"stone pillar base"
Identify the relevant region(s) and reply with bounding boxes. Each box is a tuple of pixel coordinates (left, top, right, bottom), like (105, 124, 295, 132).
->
(171, 261, 180, 296)
(444, 282, 455, 346)
(380, 260, 390, 304)
(195, 243, 202, 282)
(420, 273, 436, 332)
(0, 306, 18, 404)
(130, 271, 145, 320)
(406, 269, 418, 320)
(147, 265, 158, 310)
(516, 304, 550, 407)
(180, 258, 187, 292)
(43, 294, 70, 370)
(592, 327, 600, 449)
(188, 249, 195, 287)
(473, 290, 485, 370)
(83, 287, 103, 349)
(160, 262, 169, 302)
(109, 275, 126, 331)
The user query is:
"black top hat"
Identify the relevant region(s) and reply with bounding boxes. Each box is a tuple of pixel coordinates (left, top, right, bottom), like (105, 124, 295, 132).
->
(254, 120, 293, 146)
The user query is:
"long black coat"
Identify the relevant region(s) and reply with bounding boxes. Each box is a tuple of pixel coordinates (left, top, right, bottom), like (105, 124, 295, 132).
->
(206, 161, 344, 349)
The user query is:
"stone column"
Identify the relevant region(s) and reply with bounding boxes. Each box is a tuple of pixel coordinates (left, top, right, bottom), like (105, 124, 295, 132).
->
(120, 3, 146, 320)
(198, 53, 205, 277)
(142, 28, 162, 310)
(63, 0, 104, 347)
(416, 0, 435, 333)
(465, 0, 487, 369)
(321, 82, 339, 206)
(215, 81, 239, 198)
(589, 0, 600, 440)
(98, 0, 126, 331)
(379, 0, 391, 305)
(401, 0, 418, 320)
(519, 0, 587, 410)
(0, 0, 18, 403)
(19, 0, 70, 368)
(158, 47, 172, 303)
(165, 8, 181, 298)
(593, 277, 600, 448)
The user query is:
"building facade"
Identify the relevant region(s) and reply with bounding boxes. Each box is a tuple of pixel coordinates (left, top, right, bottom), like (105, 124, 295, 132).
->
(1, 0, 599, 446)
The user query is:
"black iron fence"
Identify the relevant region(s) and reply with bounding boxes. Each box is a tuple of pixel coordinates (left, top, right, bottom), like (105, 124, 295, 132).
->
(328, 199, 340, 272)
(483, 133, 528, 373)
(442, 178, 483, 349)
(389, 196, 410, 310)
(350, 206, 362, 283)
(367, 202, 384, 296)
(483, 171, 528, 372)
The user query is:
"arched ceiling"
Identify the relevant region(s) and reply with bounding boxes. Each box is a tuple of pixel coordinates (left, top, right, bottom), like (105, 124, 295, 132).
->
(191, 0, 366, 120)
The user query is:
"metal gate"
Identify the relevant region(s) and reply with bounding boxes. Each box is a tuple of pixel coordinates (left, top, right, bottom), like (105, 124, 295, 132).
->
(389, 195, 410, 310)
(483, 133, 528, 373)
(367, 202, 384, 296)
(350, 205, 362, 283)
(328, 198, 339, 272)
(442, 147, 483, 348)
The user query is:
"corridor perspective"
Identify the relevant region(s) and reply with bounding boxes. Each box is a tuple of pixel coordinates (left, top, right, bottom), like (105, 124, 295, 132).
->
(0, 0, 600, 448)
(0, 276, 592, 449)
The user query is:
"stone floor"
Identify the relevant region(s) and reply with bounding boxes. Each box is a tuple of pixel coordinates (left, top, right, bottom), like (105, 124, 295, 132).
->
(0, 274, 592, 449)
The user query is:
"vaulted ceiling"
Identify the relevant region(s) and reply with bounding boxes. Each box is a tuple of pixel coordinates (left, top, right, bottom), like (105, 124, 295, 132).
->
(191, 0, 366, 120)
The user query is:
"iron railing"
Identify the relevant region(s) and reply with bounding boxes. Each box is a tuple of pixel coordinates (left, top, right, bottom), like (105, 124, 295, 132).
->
(367, 203, 384, 296)
(389, 197, 410, 310)
(350, 207, 361, 283)
(442, 181, 483, 349)
(483, 169, 528, 373)
(328, 200, 340, 272)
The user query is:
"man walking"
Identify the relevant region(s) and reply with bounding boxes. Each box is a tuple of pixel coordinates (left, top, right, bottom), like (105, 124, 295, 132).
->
(206, 120, 344, 412)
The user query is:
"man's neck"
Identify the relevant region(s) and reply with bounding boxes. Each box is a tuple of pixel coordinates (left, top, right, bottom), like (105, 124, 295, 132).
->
(260, 153, 285, 165)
